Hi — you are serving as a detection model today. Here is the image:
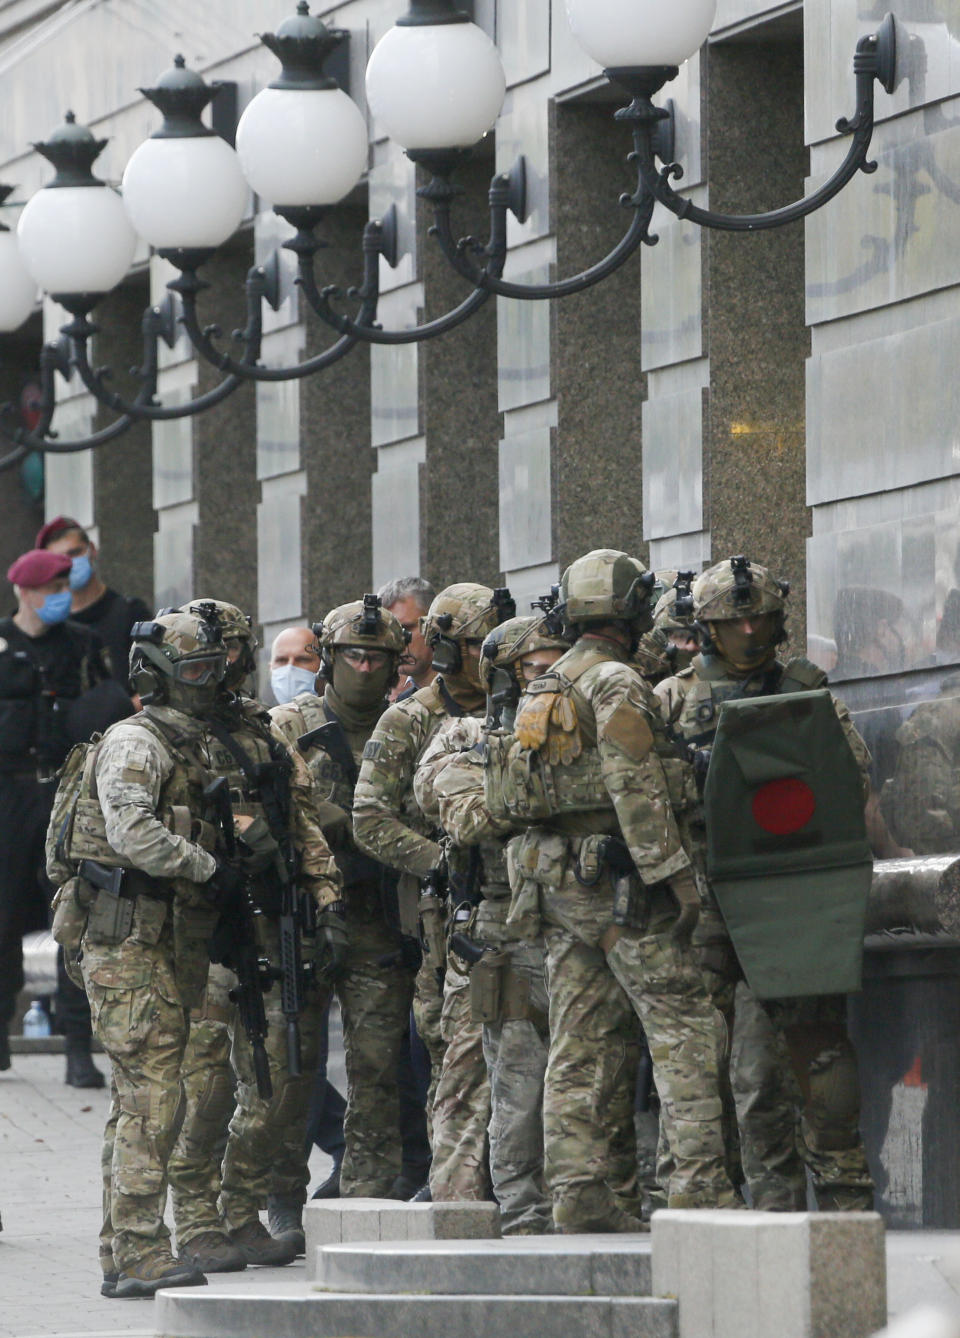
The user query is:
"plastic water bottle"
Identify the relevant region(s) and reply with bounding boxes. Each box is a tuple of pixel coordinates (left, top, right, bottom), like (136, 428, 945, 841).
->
(22, 1000, 51, 1038)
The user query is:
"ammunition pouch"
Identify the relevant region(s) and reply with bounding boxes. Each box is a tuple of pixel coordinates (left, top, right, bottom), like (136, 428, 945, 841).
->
(51, 876, 94, 986)
(469, 949, 546, 1027)
(495, 734, 611, 825)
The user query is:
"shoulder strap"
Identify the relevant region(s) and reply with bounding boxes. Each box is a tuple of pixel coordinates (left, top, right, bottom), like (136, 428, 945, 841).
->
(779, 656, 828, 694)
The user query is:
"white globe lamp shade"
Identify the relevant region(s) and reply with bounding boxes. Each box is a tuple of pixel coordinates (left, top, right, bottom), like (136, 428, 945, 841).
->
(366, 19, 506, 151)
(122, 135, 248, 250)
(236, 87, 368, 207)
(121, 56, 248, 252)
(0, 230, 38, 331)
(18, 186, 136, 297)
(15, 114, 137, 301)
(565, 0, 717, 70)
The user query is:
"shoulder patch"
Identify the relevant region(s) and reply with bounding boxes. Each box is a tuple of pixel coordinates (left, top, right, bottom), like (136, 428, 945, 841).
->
(602, 700, 654, 761)
(362, 740, 384, 762)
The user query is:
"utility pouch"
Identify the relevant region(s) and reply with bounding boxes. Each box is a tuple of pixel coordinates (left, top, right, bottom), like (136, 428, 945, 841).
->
(51, 877, 91, 985)
(470, 950, 507, 1024)
(86, 885, 135, 945)
(602, 836, 649, 932)
(129, 888, 168, 946)
(501, 960, 536, 1022)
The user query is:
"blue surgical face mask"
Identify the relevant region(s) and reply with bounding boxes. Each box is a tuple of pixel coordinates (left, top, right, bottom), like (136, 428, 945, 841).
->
(69, 553, 94, 591)
(36, 590, 73, 625)
(271, 664, 317, 705)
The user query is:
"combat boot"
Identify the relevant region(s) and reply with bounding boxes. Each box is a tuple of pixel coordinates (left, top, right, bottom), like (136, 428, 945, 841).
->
(65, 1035, 105, 1089)
(112, 1254, 207, 1298)
(228, 1219, 298, 1266)
(100, 1272, 119, 1298)
(409, 1182, 432, 1202)
(266, 1195, 305, 1255)
(179, 1230, 247, 1272)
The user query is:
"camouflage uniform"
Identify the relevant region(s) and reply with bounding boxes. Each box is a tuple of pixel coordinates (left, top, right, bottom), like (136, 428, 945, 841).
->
(880, 672, 960, 854)
(498, 552, 739, 1232)
(655, 557, 874, 1211)
(354, 584, 507, 1197)
(210, 693, 342, 1235)
(62, 685, 223, 1284)
(167, 963, 236, 1248)
(417, 715, 548, 1230)
(270, 598, 417, 1198)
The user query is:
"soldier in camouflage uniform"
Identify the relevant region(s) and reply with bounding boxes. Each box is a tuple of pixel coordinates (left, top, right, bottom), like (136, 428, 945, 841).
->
(494, 551, 740, 1232)
(46, 612, 243, 1296)
(414, 616, 568, 1232)
(269, 599, 422, 1205)
(655, 557, 874, 1211)
(354, 583, 512, 1199)
(166, 600, 289, 1273)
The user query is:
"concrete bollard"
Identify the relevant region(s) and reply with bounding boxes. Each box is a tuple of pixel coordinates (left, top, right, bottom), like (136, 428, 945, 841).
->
(651, 1209, 886, 1338)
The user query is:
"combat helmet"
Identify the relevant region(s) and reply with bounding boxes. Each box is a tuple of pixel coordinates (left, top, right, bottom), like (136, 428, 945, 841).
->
(317, 595, 408, 680)
(180, 597, 257, 688)
(693, 556, 789, 669)
(478, 615, 569, 718)
(653, 571, 697, 635)
(421, 583, 516, 677)
(129, 610, 227, 712)
(558, 549, 656, 638)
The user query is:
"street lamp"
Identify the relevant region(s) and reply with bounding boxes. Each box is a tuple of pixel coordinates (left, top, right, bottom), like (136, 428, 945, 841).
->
(0, 188, 38, 334)
(0, 1, 900, 465)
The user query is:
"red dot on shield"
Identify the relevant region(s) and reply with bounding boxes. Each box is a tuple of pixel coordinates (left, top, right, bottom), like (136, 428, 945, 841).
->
(751, 778, 816, 835)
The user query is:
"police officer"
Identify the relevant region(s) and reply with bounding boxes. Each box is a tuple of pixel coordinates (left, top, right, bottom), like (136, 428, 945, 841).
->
(414, 615, 569, 1232)
(0, 548, 124, 1079)
(498, 550, 740, 1231)
(655, 556, 874, 1211)
(271, 598, 431, 1210)
(354, 583, 513, 1198)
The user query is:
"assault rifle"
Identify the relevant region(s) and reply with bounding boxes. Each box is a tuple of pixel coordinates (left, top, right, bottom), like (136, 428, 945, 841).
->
(205, 776, 274, 1100)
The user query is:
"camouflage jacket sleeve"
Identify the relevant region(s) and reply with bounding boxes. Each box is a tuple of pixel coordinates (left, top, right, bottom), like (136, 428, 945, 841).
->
(415, 717, 512, 847)
(353, 700, 442, 877)
(583, 662, 692, 885)
(269, 701, 305, 754)
(270, 723, 342, 908)
(831, 695, 872, 801)
(95, 722, 216, 884)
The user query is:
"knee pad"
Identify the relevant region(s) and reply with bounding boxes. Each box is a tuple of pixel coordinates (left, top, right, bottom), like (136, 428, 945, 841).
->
(804, 1042, 861, 1148)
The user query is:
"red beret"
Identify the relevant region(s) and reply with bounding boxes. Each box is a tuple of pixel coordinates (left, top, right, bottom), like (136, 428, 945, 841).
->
(7, 549, 72, 588)
(35, 515, 83, 549)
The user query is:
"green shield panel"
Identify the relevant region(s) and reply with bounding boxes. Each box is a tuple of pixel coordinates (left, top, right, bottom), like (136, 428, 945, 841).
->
(704, 689, 872, 998)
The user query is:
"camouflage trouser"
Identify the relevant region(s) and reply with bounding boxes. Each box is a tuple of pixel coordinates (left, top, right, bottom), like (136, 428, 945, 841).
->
(704, 942, 873, 1211)
(337, 908, 417, 1197)
(481, 942, 552, 1234)
(413, 956, 445, 1123)
(84, 933, 193, 1273)
(99, 1082, 120, 1277)
(541, 868, 739, 1232)
(219, 923, 331, 1229)
(731, 981, 806, 1209)
(428, 963, 492, 1200)
(167, 964, 236, 1246)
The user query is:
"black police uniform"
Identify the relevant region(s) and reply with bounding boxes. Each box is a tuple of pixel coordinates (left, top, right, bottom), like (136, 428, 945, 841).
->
(0, 617, 128, 1060)
(68, 587, 151, 686)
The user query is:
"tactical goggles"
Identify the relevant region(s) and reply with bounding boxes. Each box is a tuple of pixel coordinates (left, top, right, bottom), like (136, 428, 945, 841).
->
(172, 652, 227, 685)
(339, 647, 392, 669)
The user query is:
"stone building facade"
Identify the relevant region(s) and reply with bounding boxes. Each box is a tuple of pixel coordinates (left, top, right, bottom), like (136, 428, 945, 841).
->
(2, 0, 960, 1224)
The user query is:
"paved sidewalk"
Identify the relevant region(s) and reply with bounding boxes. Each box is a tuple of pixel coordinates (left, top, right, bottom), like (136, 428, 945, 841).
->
(0, 1050, 336, 1338)
(4, 1048, 960, 1337)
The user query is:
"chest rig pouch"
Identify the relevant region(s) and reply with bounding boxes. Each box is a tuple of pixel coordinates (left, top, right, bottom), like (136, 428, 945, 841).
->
(500, 665, 611, 825)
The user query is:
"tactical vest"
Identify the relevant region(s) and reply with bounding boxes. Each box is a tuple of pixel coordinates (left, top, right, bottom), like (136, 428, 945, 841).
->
(666, 655, 827, 748)
(499, 644, 693, 828)
(67, 708, 214, 876)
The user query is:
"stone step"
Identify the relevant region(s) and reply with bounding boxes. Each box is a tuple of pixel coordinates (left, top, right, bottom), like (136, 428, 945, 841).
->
(154, 1288, 678, 1338)
(304, 1198, 500, 1280)
(314, 1234, 653, 1297)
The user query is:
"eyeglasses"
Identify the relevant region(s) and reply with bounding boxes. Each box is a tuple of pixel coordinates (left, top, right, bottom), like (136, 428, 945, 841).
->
(339, 647, 391, 669)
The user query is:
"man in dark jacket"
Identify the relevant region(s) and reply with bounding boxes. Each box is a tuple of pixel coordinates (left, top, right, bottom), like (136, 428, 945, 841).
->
(36, 516, 150, 686)
(0, 548, 130, 1082)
